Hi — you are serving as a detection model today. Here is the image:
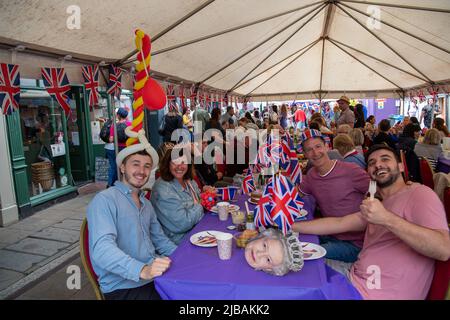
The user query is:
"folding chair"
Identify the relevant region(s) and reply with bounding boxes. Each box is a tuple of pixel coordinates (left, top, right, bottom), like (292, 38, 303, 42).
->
(419, 157, 435, 189)
(400, 149, 409, 182)
(79, 218, 104, 300)
(427, 259, 450, 300)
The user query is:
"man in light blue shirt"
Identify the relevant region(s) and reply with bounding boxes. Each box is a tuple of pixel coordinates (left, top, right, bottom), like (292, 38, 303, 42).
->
(87, 132, 176, 300)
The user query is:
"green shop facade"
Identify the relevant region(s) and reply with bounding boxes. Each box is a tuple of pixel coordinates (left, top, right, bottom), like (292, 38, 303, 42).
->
(5, 78, 135, 218)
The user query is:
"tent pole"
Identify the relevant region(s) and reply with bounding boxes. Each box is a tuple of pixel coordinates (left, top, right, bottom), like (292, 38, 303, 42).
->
(228, 3, 327, 92)
(115, 0, 216, 66)
(318, 2, 335, 99)
(339, 2, 450, 55)
(234, 39, 321, 91)
(339, 0, 450, 13)
(198, 3, 325, 85)
(245, 41, 320, 96)
(335, 3, 434, 84)
(319, 38, 326, 96)
(328, 39, 403, 91)
(328, 38, 429, 83)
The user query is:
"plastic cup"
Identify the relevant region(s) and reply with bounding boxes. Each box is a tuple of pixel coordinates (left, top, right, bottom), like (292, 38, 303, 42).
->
(217, 202, 230, 221)
(216, 232, 233, 260)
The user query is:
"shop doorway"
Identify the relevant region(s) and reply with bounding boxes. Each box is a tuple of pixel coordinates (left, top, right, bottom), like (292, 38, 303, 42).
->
(66, 85, 93, 183)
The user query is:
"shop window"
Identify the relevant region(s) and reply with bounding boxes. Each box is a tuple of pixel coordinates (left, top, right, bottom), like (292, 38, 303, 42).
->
(20, 89, 70, 195)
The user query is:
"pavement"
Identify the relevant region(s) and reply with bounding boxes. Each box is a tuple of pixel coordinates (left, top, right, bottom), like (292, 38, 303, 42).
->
(0, 182, 105, 300)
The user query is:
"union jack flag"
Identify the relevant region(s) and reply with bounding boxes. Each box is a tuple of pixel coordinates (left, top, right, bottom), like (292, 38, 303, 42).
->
(166, 83, 177, 112)
(428, 86, 439, 104)
(0, 63, 20, 115)
(417, 90, 426, 103)
(41, 67, 71, 116)
(81, 65, 99, 107)
(178, 86, 186, 111)
(216, 186, 239, 201)
(269, 175, 304, 235)
(198, 90, 205, 109)
(189, 85, 197, 104)
(254, 182, 274, 229)
(267, 133, 282, 165)
(107, 65, 122, 98)
(242, 171, 256, 194)
(257, 141, 272, 168)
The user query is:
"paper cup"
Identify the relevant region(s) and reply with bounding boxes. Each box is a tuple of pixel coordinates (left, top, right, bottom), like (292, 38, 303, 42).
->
(217, 202, 230, 221)
(216, 232, 233, 260)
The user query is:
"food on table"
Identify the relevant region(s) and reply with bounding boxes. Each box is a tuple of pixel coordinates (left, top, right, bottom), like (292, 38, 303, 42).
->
(235, 229, 259, 248)
(195, 235, 217, 245)
(250, 191, 262, 203)
(231, 211, 245, 225)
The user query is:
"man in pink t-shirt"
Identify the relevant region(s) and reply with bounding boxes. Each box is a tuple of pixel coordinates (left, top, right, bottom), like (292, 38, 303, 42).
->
(294, 144, 450, 299)
(298, 129, 369, 262)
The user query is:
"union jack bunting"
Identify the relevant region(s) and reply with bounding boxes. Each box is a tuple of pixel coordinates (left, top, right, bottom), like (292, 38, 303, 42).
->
(41, 67, 71, 116)
(166, 83, 177, 112)
(189, 85, 197, 105)
(81, 65, 99, 107)
(216, 186, 239, 201)
(254, 183, 274, 229)
(242, 171, 256, 194)
(0, 63, 20, 115)
(107, 65, 123, 98)
(417, 90, 426, 103)
(428, 86, 439, 104)
(198, 90, 206, 109)
(269, 175, 304, 235)
(178, 86, 186, 111)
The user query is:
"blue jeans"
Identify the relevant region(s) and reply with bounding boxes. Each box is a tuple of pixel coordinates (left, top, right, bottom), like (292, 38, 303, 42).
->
(105, 149, 117, 187)
(319, 236, 361, 263)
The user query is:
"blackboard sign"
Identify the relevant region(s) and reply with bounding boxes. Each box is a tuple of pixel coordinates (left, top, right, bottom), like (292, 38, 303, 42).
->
(95, 157, 109, 182)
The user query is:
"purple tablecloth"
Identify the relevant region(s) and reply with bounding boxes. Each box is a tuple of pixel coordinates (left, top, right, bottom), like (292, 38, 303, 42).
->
(155, 194, 362, 300)
(436, 155, 450, 174)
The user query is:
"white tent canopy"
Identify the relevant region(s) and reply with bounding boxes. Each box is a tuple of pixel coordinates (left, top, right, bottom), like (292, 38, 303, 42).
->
(1, 0, 449, 100)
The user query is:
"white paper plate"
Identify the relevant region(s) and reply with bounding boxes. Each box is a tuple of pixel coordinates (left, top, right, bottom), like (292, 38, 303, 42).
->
(190, 230, 223, 247)
(301, 242, 327, 260)
(209, 204, 240, 213)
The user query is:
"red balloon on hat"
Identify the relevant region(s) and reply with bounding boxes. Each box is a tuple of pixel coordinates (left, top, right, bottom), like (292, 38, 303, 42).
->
(143, 78, 166, 110)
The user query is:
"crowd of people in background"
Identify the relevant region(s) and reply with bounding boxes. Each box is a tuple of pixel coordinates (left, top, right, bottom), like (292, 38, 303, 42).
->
(92, 94, 449, 300)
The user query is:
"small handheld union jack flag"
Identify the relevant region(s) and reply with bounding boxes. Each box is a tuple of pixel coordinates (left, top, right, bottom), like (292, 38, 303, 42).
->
(269, 174, 304, 235)
(107, 65, 123, 98)
(242, 171, 256, 194)
(0, 63, 20, 115)
(254, 182, 274, 229)
(216, 186, 239, 201)
(82, 65, 99, 107)
(41, 67, 71, 116)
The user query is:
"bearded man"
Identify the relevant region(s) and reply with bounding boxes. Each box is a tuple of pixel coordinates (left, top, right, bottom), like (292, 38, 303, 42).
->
(293, 144, 450, 299)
